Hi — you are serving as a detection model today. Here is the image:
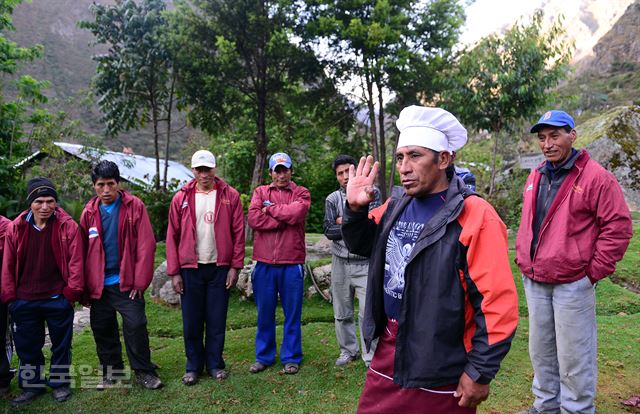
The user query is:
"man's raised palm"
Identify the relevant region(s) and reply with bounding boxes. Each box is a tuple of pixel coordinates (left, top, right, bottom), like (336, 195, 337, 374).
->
(346, 155, 379, 210)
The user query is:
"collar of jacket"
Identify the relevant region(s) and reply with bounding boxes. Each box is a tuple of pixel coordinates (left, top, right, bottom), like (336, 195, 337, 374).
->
(534, 148, 590, 176)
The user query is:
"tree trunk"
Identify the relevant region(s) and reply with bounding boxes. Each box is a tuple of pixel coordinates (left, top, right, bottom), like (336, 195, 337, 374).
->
(162, 73, 176, 190)
(388, 130, 399, 199)
(376, 84, 387, 201)
(489, 130, 499, 197)
(151, 101, 161, 191)
(364, 65, 379, 164)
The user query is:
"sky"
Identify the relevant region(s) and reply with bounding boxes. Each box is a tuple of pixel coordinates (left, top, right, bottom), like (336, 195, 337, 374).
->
(460, 0, 545, 46)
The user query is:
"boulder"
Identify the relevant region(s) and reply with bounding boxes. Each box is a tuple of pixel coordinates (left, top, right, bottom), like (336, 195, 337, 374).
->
(236, 263, 255, 300)
(306, 236, 333, 261)
(151, 261, 169, 298)
(579, 105, 640, 210)
(158, 280, 180, 305)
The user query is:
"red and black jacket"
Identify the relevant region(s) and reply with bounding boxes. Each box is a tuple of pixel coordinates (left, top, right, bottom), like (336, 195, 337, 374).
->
(342, 177, 518, 388)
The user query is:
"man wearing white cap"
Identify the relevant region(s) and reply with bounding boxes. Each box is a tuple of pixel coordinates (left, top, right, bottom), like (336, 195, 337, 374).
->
(342, 106, 519, 413)
(166, 150, 245, 385)
(247, 152, 310, 375)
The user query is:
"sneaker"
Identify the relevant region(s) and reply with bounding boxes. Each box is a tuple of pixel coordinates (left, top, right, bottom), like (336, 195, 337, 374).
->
(52, 386, 71, 402)
(135, 371, 163, 390)
(96, 377, 120, 391)
(335, 352, 359, 366)
(181, 371, 199, 386)
(11, 389, 45, 406)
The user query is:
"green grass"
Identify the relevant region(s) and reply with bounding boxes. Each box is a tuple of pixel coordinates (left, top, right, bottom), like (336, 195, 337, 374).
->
(2, 232, 639, 413)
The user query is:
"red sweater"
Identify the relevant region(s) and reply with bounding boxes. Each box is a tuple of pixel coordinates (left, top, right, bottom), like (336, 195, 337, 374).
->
(166, 178, 245, 276)
(80, 191, 156, 299)
(516, 150, 633, 284)
(248, 182, 310, 264)
(1, 208, 84, 303)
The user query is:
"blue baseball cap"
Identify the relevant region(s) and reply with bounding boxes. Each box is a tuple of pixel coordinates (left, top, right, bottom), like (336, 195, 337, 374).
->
(530, 110, 575, 133)
(269, 152, 292, 170)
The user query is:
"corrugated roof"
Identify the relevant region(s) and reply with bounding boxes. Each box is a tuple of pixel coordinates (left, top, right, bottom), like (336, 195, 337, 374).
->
(54, 142, 193, 187)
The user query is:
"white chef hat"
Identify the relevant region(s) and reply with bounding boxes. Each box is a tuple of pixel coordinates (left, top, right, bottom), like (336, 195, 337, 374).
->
(396, 106, 468, 153)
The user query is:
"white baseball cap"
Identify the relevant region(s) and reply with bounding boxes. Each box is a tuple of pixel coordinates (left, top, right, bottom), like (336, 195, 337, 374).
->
(191, 150, 216, 169)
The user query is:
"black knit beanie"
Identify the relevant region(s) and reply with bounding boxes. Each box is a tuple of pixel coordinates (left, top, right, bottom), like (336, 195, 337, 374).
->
(26, 177, 58, 205)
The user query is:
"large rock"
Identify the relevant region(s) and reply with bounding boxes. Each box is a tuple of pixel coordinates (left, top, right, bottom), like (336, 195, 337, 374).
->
(579, 105, 640, 210)
(236, 263, 255, 301)
(306, 236, 332, 261)
(151, 261, 169, 298)
(158, 280, 180, 305)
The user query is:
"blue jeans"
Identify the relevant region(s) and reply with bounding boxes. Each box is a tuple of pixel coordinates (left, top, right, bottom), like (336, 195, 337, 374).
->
(523, 276, 597, 414)
(9, 297, 74, 390)
(252, 262, 304, 365)
(180, 264, 230, 374)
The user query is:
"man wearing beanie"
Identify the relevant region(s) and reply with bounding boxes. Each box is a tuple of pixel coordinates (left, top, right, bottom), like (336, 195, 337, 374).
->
(1, 177, 84, 406)
(248, 152, 310, 375)
(515, 111, 632, 414)
(166, 150, 245, 385)
(80, 160, 162, 391)
(342, 106, 518, 413)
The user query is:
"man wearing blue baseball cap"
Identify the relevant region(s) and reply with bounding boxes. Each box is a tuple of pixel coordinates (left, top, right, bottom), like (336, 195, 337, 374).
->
(247, 152, 310, 375)
(515, 110, 632, 414)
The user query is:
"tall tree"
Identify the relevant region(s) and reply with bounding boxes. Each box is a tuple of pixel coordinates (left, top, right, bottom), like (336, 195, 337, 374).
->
(439, 10, 572, 196)
(0, 0, 50, 215)
(80, 0, 177, 190)
(302, 0, 465, 199)
(168, 0, 330, 192)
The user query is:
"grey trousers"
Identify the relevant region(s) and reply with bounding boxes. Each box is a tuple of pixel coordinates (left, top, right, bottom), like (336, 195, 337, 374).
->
(523, 276, 597, 414)
(331, 256, 374, 364)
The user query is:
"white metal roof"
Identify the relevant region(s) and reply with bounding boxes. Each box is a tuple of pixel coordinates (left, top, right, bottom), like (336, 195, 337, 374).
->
(54, 142, 193, 187)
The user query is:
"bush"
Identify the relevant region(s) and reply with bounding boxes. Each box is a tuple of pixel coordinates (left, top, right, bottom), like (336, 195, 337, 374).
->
(132, 179, 183, 241)
(488, 169, 529, 229)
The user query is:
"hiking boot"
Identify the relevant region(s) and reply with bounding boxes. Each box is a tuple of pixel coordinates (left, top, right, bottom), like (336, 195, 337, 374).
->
(135, 371, 163, 390)
(96, 376, 120, 391)
(52, 386, 71, 402)
(11, 389, 45, 406)
(335, 352, 359, 366)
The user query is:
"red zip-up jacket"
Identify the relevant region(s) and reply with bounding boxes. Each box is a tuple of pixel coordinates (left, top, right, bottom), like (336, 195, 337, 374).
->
(0, 215, 10, 278)
(1, 208, 84, 304)
(166, 177, 245, 276)
(248, 182, 310, 264)
(80, 191, 156, 299)
(516, 149, 632, 284)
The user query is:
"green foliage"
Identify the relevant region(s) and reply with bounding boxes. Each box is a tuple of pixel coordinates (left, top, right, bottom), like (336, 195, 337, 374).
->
(440, 10, 573, 195)
(131, 179, 183, 241)
(302, 0, 466, 196)
(80, 0, 177, 189)
(168, 0, 340, 191)
(487, 169, 528, 229)
(0, 0, 68, 217)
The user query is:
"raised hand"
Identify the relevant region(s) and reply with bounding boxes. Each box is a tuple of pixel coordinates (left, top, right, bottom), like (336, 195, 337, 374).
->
(346, 155, 379, 211)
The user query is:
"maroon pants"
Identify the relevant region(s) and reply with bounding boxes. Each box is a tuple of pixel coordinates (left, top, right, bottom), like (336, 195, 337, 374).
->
(357, 320, 476, 414)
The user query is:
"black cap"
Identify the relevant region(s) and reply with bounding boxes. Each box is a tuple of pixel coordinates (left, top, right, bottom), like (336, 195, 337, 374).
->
(26, 177, 58, 205)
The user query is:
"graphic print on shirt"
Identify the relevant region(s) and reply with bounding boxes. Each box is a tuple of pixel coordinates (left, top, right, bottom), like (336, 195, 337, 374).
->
(204, 211, 214, 224)
(384, 220, 424, 301)
(383, 191, 447, 320)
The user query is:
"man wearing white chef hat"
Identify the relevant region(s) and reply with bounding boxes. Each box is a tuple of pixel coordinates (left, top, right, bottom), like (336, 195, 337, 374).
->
(341, 105, 519, 413)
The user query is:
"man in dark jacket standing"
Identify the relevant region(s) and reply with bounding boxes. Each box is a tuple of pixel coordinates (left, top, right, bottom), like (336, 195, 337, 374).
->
(166, 150, 245, 386)
(323, 154, 380, 367)
(342, 106, 518, 413)
(0, 215, 15, 394)
(247, 152, 310, 375)
(1, 178, 84, 406)
(515, 110, 632, 414)
(80, 161, 162, 391)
